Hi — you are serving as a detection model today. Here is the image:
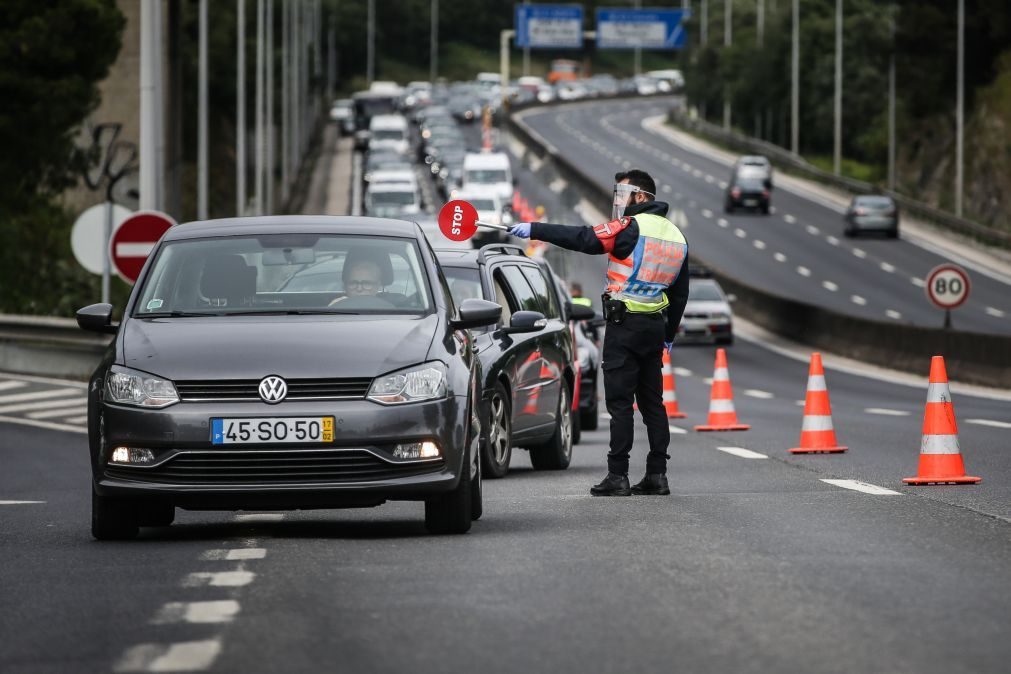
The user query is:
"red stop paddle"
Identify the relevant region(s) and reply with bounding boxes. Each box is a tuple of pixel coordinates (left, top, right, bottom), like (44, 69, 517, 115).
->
(438, 200, 510, 242)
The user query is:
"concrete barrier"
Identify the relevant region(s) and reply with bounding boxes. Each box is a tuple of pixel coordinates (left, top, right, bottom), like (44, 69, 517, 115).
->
(0, 315, 109, 381)
(506, 101, 1011, 388)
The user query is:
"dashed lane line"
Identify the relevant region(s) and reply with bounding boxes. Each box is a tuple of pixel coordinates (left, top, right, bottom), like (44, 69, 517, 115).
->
(716, 446, 768, 459)
(234, 513, 285, 523)
(826, 235, 840, 246)
(880, 261, 895, 273)
(820, 479, 902, 496)
(774, 252, 787, 262)
(797, 266, 811, 277)
(851, 295, 867, 306)
(151, 601, 240, 625)
(753, 239, 766, 250)
(985, 307, 1005, 318)
(734, 228, 747, 239)
(805, 225, 820, 235)
(717, 218, 729, 228)
(784, 214, 796, 224)
(910, 277, 926, 288)
(743, 389, 775, 399)
(0, 500, 46, 505)
(200, 548, 268, 561)
(865, 408, 910, 416)
(964, 418, 1011, 429)
(673, 367, 693, 377)
(822, 280, 839, 292)
(885, 309, 903, 320)
(852, 248, 867, 258)
(114, 640, 222, 673)
(701, 208, 713, 219)
(182, 570, 256, 588)
(668, 425, 688, 435)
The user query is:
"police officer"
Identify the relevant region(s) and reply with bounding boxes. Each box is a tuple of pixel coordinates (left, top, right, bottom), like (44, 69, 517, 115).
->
(510, 169, 689, 496)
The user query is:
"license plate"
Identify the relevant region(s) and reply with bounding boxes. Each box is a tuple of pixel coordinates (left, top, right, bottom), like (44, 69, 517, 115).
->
(744, 199, 758, 206)
(211, 417, 334, 445)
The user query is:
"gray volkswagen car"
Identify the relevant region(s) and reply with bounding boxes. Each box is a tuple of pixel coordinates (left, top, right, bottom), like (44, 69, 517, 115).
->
(77, 216, 501, 539)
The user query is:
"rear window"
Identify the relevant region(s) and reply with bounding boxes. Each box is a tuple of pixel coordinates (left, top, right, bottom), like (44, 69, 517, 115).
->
(688, 281, 724, 302)
(855, 196, 894, 208)
(466, 169, 509, 184)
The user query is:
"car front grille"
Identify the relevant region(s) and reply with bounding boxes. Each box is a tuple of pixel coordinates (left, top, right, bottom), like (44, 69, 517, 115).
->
(682, 312, 711, 319)
(105, 449, 443, 485)
(175, 377, 373, 402)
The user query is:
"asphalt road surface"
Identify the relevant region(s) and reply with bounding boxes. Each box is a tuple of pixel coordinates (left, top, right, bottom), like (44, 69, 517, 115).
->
(518, 97, 1011, 335)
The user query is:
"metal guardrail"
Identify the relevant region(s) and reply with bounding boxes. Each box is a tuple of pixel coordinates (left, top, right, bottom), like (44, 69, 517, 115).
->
(506, 99, 1011, 388)
(0, 315, 109, 381)
(668, 109, 1011, 250)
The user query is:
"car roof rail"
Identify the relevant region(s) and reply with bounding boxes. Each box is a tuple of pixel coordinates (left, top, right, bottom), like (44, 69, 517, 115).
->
(477, 243, 526, 264)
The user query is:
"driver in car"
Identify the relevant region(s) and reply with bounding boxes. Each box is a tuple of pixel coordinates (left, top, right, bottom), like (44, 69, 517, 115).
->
(330, 255, 383, 305)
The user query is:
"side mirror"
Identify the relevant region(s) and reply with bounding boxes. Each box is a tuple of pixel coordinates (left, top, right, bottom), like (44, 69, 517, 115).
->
(502, 310, 546, 334)
(451, 298, 502, 330)
(77, 303, 118, 334)
(566, 301, 595, 322)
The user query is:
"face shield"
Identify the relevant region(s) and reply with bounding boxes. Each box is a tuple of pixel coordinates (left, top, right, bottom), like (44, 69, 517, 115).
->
(611, 183, 654, 220)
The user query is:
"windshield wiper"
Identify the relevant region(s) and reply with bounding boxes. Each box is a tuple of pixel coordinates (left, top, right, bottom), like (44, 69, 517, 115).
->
(139, 311, 223, 318)
(218, 309, 361, 316)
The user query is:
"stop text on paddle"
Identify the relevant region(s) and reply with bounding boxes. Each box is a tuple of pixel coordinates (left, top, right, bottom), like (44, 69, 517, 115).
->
(438, 200, 510, 242)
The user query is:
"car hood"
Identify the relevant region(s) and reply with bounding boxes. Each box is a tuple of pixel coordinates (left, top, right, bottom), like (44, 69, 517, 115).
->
(684, 301, 731, 315)
(122, 314, 439, 380)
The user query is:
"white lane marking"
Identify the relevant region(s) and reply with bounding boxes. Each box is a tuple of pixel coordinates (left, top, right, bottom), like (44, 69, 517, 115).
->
(0, 397, 87, 415)
(821, 479, 902, 496)
(692, 169, 704, 178)
(784, 214, 796, 224)
(114, 639, 221, 673)
(826, 235, 840, 246)
(850, 295, 867, 306)
(734, 228, 747, 239)
(795, 400, 807, 406)
(26, 405, 87, 420)
(716, 446, 768, 459)
(682, 164, 692, 172)
(705, 174, 715, 183)
(200, 548, 267, 561)
(688, 200, 697, 208)
(549, 178, 568, 193)
(622, 160, 632, 169)
(797, 266, 811, 277)
(668, 425, 687, 435)
(0, 414, 87, 434)
(822, 280, 839, 292)
(0, 381, 28, 392)
(151, 601, 240, 625)
(805, 224, 820, 235)
(701, 208, 713, 219)
(718, 180, 728, 189)
(182, 570, 255, 588)
(661, 184, 672, 193)
(864, 408, 910, 416)
(673, 367, 693, 377)
(880, 261, 895, 273)
(703, 377, 714, 385)
(852, 248, 867, 258)
(910, 277, 926, 287)
(774, 252, 787, 263)
(769, 206, 777, 214)
(885, 309, 903, 320)
(753, 239, 766, 250)
(743, 389, 774, 399)
(717, 218, 729, 228)
(964, 418, 1011, 429)
(234, 513, 285, 522)
(985, 307, 1005, 318)
(0, 500, 46, 505)
(0, 388, 85, 405)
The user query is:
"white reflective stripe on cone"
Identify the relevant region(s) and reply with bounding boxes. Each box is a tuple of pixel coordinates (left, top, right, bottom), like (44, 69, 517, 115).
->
(709, 399, 735, 413)
(920, 434, 961, 455)
(663, 390, 676, 402)
(926, 382, 953, 404)
(806, 374, 827, 391)
(801, 415, 835, 432)
(713, 367, 729, 381)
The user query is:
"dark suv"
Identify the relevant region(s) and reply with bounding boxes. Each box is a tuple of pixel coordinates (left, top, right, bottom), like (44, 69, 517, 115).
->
(436, 245, 581, 478)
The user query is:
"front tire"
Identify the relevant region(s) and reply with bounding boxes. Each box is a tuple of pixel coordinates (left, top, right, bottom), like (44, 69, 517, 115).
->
(481, 382, 513, 479)
(425, 446, 473, 535)
(92, 486, 139, 541)
(529, 385, 573, 470)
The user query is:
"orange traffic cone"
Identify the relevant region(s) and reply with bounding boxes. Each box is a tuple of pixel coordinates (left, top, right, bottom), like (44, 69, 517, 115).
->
(789, 353, 847, 454)
(662, 350, 687, 419)
(903, 356, 981, 485)
(695, 348, 750, 432)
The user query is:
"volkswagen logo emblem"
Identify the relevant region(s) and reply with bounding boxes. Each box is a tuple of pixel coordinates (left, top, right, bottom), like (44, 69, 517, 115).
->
(258, 376, 288, 404)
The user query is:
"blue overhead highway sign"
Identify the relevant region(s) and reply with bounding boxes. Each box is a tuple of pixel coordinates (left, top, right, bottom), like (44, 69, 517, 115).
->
(596, 8, 687, 50)
(515, 4, 584, 49)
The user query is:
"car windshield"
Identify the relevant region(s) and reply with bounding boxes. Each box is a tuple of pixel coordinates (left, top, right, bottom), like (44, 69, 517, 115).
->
(688, 282, 724, 302)
(134, 234, 432, 316)
(735, 178, 766, 191)
(442, 266, 484, 304)
(370, 191, 417, 207)
(856, 197, 894, 209)
(372, 129, 404, 141)
(466, 169, 508, 183)
(469, 199, 497, 211)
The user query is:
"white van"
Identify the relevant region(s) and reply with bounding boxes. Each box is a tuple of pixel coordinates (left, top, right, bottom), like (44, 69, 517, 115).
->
(364, 181, 421, 218)
(461, 152, 513, 203)
(368, 114, 409, 156)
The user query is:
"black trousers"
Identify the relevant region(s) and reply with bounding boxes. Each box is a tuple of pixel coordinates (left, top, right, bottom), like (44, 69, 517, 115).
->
(602, 312, 671, 476)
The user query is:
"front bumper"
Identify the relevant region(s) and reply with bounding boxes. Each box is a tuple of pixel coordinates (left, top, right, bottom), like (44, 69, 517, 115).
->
(93, 396, 467, 508)
(677, 318, 733, 343)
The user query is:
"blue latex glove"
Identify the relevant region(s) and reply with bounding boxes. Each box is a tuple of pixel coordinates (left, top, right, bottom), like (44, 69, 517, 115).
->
(510, 222, 532, 239)
(664, 341, 674, 354)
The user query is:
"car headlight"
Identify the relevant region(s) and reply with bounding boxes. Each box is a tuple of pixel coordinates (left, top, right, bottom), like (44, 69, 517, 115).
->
(105, 365, 179, 408)
(577, 347, 591, 369)
(368, 362, 448, 404)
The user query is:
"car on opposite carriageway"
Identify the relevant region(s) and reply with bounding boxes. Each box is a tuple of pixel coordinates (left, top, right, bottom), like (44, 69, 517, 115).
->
(77, 216, 502, 539)
(676, 267, 734, 345)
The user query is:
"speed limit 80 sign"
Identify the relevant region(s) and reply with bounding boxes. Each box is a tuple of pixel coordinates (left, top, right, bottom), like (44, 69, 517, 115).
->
(926, 264, 971, 310)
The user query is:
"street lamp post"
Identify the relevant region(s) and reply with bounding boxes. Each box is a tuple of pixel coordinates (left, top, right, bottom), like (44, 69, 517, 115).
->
(955, 0, 964, 217)
(366, 0, 375, 84)
(254, 0, 265, 215)
(723, 0, 731, 132)
(198, 0, 208, 220)
(833, 0, 842, 176)
(266, 0, 274, 215)
(431, 0, 439, 82)
(888, 8, 896, 192)
(237, 0, 246, 215)
(791, 0, 799, 155)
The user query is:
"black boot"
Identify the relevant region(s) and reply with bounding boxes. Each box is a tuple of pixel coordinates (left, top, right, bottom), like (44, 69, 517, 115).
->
(590, 472, 631, 497)
(631, 473, 670, 496)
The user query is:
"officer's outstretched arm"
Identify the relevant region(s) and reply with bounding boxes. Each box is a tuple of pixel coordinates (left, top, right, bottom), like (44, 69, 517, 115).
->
(664, 252, 691, 342)
(530, 218, 638, 257)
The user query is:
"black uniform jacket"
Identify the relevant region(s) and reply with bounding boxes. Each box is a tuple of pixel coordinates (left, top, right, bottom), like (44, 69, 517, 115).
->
(529, 200, 690, 342)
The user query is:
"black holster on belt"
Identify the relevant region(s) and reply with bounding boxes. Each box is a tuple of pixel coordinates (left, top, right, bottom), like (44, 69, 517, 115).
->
(601, 294, 627, 325)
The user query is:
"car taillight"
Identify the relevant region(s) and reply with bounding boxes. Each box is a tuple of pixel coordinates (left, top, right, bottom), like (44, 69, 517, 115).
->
(854, 207, 867, 216)
(731, 188, 741, 198)
(762, 189, 770, 198)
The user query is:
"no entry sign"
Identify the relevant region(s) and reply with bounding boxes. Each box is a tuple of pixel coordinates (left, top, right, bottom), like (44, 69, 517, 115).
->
(926, 264, 971, 310)
(110, 210, 176, 283)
